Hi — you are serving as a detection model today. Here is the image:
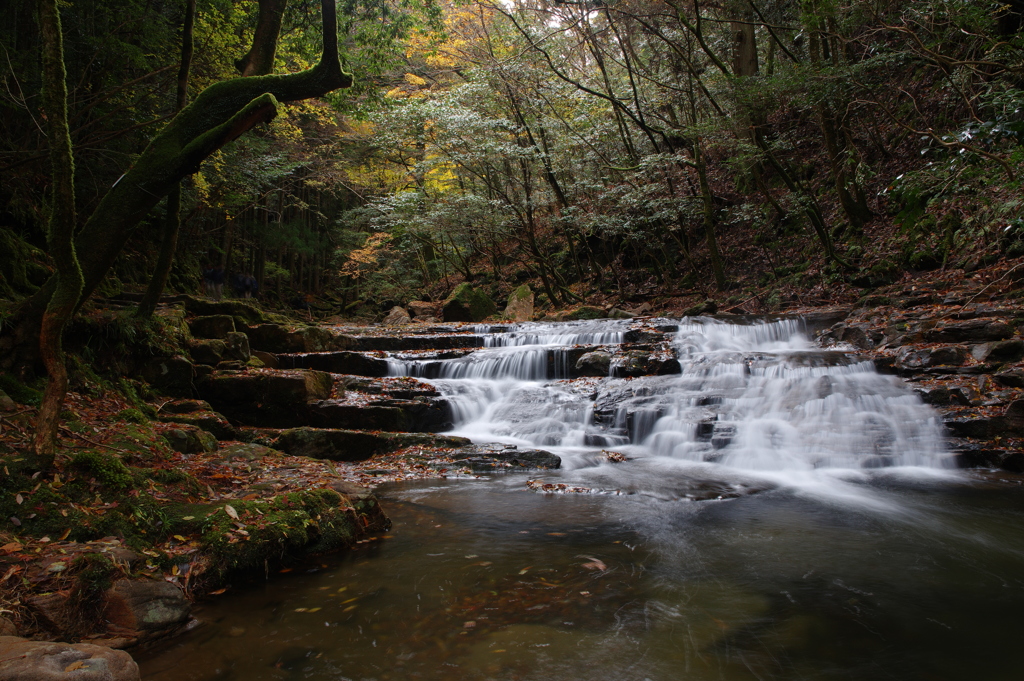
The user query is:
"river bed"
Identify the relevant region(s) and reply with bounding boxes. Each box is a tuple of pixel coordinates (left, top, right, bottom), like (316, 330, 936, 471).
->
(138, 469, 1024, 681)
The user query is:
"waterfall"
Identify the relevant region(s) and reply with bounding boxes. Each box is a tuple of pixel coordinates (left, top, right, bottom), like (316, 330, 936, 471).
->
(388, 317, 949, 471)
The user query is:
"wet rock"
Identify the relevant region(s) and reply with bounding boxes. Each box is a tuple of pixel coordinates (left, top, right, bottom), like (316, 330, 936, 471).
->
(0, 389, 16, 412)
(895, 345, 967, 371)
(407, 301, 437, 318)
(223, 332, 251, 362)
(138, 355, 194, 397)
(970, 339, 1024, 364)
(189, 315, 236, 339)
(504, 285, 534, 322)
(25, 592, 71, 634)
(575, 351, 612, 377)
(197, 370, 333, 427)
(916, 386, 950, 405)
(311, 399, 451, 433)
(442, 283, 497, 322)
(156, 410, 238, 440)
(564, 305, 605, 320)
(924, 319, 1013, 343)
(277, 351, 390, 377)
(188, 339, 226, 365)
(351, 335, 484, 351)
(944, 415, 1010, 438)
(994, 369, 1024, 388)
(162, 425, 217, 454)
(0, 636, 140, 681)
(102, 579, 191, 641)
(683, 300, 717, 317)
(448, 444, 561, 471)
(952, 443, 1024, 472)
(275, 427, 470, 461)
(244, 324, 356, 354)
(839, 324, 880, 350)
(383, 306, 412, 325)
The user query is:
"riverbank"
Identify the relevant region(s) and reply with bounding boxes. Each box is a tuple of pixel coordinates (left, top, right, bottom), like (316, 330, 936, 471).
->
(2, 264, 1023, 678)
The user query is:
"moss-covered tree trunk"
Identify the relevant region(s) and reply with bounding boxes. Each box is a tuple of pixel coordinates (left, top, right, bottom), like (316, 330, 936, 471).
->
(137, 0, 196, 320)
(23, 0, 351, 325)
(33, 0, 84, 464)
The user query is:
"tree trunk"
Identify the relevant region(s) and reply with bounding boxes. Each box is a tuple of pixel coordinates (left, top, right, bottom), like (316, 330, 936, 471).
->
(137, 0, 196, 319)
(33, 0, 84, 465)
(22, 0, 352, 327)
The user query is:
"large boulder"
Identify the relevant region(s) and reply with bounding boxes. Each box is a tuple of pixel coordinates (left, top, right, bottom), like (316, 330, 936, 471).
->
(138, 356, 195, 397)
(504, 285, 534, 322)
(895, 345, 967, 371)
(162, 425, 217, 454)
(310, 399, 452, 433)
(102, 579, 191, 641)
(188, 339, 226, 365)
(189, 315, 236, 339)
(382, 306, 412, 325)
(442, 283, 497, 322)
(970, 339, 1024, 364)
(197, 370, 333, 427)
(575, 351, 612, 377)
(0, 636, 140, 681)
(407, 301, 437, 318)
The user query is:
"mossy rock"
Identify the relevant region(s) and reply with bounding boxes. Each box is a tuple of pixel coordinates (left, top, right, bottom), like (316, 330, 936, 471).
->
(565, 306, 605, 320)
(504, 284, 534, 322)
(0, 374, 42, 407)
(442, 283, 497, 322)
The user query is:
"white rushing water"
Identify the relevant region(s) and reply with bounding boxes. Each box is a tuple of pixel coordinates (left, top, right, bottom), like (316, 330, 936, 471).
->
(388, 317, 950, 474)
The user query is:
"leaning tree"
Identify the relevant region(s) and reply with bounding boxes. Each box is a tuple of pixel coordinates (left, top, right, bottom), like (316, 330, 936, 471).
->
(15, 0, 353, 460)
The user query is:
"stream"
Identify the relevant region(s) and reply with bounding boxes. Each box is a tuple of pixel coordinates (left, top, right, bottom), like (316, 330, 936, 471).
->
(137, 317, 1024, 680)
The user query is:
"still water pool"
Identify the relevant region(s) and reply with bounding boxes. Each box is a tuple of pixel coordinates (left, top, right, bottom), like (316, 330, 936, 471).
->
(138, 470, 1024, 681)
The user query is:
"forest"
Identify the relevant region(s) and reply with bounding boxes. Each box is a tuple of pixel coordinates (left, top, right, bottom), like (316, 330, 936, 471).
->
(1, 0, 1024, 676)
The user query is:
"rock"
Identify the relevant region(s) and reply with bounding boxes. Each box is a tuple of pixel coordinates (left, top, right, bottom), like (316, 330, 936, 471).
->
(189, 315, 236, 339)
(197, 370, 333, 427)
(275, 427, 471, 460)
(442, 283, 497, 322)
(995, 369, 1024, 388)
(504, 285, 534, 322)
(156, 410, 237, 440)
(162, 425, 217, 454)
(182, 297, 266, 324)
(971, 339, 1024, 364)
(223, 332, 251, 362)
(895, 345, 967, 370)
(251, 350, 279, 368)
(448, 444, 561, 471)
(683, 300, 717, 317)
(217, 442, 281, 461)
(417, 316, 439, 323)
(276, 351, 390, 377)
(102, 579, 191, 640)
(839, 324, 876, 350)
(924, 319, 1014, 343)
(311, 399, 452, 433)
(0, 389, 15, 412)
(188, 339, 226, 365)
(158, 399, 210, 414)
(0, 636, 140, 681)
(138, 356, 194, 397)
(0, 618, 14, 637)
(244, 324, 355, 354)
(575, 351, 612, 377)
(606, 308, 635, 319)
(382, 306, 412, 325)
(944, 415, 1009, 438)
(564, 305, 605, 320)
(915, 387, 950, 405)
(407, 301, 437, 318)
(25, 592, 70, 633)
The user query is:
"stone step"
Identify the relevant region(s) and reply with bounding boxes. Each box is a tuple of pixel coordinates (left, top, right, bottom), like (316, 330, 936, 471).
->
(271, 427, 471, 461)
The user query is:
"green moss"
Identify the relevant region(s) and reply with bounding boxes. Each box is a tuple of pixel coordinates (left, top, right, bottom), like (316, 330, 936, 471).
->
(565, 306, 604, 320)
(117, 408, 149, 424)
(70, 451, 134, 491)
(0, 373, 43, 406)
(444, 283, 497, 322)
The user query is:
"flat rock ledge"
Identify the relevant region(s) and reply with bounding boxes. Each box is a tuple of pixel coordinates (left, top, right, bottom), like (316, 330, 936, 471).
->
(0, 636, 139, 681)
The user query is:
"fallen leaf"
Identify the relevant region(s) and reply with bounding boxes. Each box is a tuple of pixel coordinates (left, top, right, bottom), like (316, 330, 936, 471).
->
(0, 542, 22, 554)
(208, 587, 228, 595)
(224, 505, 239, 520)
(182, 516, 195, 521)
(173, 535, 188, 542)
(14, 494, 22, 505)
(580, 556, 607, 571)
(58, 528, 71, 541)
(9, 517, 21, 527)
(64, 661, 88, 672)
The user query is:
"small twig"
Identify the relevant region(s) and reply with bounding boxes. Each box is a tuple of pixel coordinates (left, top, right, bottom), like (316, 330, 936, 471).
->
(59, 427, 131, 453)
(946, 262, 1024, 318)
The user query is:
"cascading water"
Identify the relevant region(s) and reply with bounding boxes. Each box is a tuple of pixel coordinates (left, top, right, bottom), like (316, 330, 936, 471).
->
(389, 316, 950, 473)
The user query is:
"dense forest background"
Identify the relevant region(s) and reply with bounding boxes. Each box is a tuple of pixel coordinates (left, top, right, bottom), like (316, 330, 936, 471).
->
(2, 0, 1023, 318)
